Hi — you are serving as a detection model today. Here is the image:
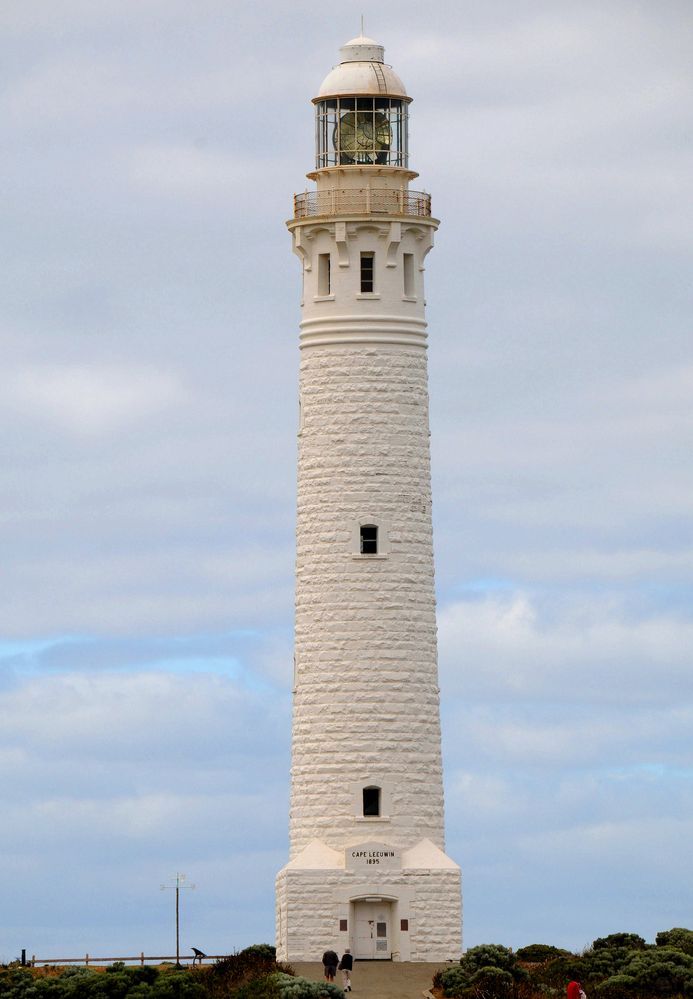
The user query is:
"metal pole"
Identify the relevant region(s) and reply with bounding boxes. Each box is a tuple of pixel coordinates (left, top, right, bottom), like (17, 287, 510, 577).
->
(175, 880, 180, 966)
(161, 871, 194, 967)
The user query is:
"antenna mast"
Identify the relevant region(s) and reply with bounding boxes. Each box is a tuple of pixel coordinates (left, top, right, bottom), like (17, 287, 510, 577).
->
(160, 873, 196, 967)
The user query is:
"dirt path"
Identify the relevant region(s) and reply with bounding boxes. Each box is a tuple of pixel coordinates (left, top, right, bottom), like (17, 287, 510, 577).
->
(292, 961, 447, 999)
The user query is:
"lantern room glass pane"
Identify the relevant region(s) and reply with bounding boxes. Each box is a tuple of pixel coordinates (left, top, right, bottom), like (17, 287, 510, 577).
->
(315, 98, 409, 169)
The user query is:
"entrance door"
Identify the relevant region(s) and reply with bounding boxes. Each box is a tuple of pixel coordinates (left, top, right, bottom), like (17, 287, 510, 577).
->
(353, 900, 391, 959)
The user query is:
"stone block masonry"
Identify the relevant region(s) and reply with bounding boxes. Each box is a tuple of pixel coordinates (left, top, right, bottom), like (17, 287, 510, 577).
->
(292, 344, 445, 857)
(276, 33, 462, 963)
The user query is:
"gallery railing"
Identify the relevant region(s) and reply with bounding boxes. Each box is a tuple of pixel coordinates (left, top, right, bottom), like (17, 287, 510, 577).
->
(293, 188, 432, 219)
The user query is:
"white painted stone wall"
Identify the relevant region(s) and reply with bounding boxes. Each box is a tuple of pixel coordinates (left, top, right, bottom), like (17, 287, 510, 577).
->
(276, 863, 461, 963)
(292, 338, 445, 855)
(277, 36, 462, 963)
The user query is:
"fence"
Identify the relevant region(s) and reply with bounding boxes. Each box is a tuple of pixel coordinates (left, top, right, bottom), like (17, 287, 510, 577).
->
(29, 954, 228, 967)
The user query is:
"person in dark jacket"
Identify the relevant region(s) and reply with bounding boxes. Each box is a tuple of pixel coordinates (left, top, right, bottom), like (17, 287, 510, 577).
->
(322, 949, 339, 982)
(338, 949, 353, 991)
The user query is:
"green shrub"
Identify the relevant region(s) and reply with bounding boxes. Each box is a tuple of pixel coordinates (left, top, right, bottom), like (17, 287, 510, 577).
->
(273, 974, 343, 999)
(438, 966, 469, 997)
(527, 955, 587, 990)
(467, 966, 514, 998)
(515, 945, 570, 964)
(149, 970, 205, 999)
(202, 948, 285, 999)
(238, 948, 276, 962)
(592, 935, 647, 953)
(620, 947, 693, 996)
(230, 974, 280, 999)
(656, 929, 693, 956)
(592, 974, 637, 999)
(461, 946, 525, 978)
(438, 946, 527, 998)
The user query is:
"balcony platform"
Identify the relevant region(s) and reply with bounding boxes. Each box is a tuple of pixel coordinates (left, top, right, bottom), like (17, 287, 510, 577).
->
(293, 188, 432, 219)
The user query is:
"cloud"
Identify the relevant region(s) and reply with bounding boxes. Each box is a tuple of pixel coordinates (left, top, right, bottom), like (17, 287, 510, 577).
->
(0, 665, 289, 958)
(0, 0, 692, 962)
(2, 364, 186, 436)
(439, 591, 693, 706)
(126, 144, 292, 201)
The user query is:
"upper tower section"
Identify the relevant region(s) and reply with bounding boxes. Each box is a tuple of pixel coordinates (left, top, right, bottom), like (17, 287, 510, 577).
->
(313, 35, 411, 171)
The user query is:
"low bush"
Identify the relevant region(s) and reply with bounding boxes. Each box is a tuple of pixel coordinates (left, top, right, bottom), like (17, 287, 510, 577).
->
(467, 967, 515, 998)
(438, 945, 527, 998)
(516, 946, 571, 964)
(0, 947, 289, 999)
(592, 936, 647, 953)
(656, 930, 693, 957)
(592, 974, 637, 999)
(619, 947, 693, 995)
(273, 974, 343, 999)
(201, 946, 291, 999)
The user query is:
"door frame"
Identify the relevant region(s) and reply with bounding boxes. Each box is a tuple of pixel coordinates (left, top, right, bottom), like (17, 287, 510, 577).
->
(351, 896, 397, 960)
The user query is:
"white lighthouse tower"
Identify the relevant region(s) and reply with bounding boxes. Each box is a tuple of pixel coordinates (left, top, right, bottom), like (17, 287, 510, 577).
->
(275, 35, 462, 963)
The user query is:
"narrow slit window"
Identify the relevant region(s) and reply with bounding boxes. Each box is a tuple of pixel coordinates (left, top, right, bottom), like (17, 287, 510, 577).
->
(403, 253, 415, 297)
(360, 524, 378, 554)
(360, 252, 374, 293)
(363, 786, 381, 816)
(318, 253, 331, 295)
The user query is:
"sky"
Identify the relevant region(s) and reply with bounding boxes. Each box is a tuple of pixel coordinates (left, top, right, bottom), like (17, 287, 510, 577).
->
(1, 0, 692, 964)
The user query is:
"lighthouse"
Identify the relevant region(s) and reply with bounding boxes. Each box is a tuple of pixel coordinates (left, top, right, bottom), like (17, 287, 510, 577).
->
(275, 35, 462, 963)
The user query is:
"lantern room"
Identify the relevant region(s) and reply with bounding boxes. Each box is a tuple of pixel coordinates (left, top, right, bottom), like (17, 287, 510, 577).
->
(313, 35, 411, 169)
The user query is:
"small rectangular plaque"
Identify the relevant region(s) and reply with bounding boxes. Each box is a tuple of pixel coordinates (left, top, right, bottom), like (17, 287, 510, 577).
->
(345, 841, 401, 871)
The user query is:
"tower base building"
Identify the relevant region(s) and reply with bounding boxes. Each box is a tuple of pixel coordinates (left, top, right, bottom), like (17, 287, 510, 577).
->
(276, 35, 462, 963)
(276, 841, 460, 962)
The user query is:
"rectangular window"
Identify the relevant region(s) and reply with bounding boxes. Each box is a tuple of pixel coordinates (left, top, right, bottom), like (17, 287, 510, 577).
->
(360, 525, 378, 554)
(403, 253, 415, 297)
(318, 253, 331, 295)
(362, 786, 381, 816)
(339, 919, 348, 932)
(360, 252, 374, 293)
(400, 919, 409, 932)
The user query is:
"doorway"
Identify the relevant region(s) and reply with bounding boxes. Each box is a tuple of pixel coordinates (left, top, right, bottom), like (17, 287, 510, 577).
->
(353, 900, 392, 959)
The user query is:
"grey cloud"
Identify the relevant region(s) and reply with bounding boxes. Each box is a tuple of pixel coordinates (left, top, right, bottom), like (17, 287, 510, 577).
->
(1, 0, 692, 962)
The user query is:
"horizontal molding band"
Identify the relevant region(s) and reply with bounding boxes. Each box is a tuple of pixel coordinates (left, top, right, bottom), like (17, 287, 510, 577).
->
(300, 333, 428, 348)
(299, 314, 428, 347)
(300, 314, 427, 329)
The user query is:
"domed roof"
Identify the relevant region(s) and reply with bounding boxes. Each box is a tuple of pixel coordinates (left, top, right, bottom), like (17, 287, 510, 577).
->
(314, 35, 409, 102)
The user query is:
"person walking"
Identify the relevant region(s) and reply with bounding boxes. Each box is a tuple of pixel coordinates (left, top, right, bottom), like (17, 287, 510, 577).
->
(338, 948, 353, 991)
(322, 948, 339, 983)
(567, 981, 585, 999)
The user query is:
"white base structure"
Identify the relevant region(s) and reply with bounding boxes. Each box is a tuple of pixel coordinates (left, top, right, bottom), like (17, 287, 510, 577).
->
(276, 35, 462, 963)
(277, 840, 460, 962)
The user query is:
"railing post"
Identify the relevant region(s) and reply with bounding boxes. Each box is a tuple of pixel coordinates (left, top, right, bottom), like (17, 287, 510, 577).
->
(399, 188, 404, 214)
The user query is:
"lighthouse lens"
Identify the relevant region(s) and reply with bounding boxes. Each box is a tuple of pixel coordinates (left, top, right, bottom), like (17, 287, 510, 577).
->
(316, 98, 408, 168)
(334, 108, 391, 164)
